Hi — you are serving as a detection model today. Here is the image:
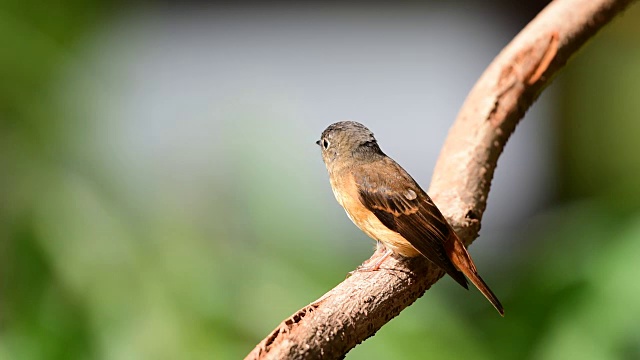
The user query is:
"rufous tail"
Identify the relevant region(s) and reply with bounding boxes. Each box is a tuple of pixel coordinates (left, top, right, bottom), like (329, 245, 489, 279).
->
(446, 234, 504, 316)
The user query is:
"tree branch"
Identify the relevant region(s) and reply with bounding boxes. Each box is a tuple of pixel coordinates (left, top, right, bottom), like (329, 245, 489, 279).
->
(245, 0, 637, 359)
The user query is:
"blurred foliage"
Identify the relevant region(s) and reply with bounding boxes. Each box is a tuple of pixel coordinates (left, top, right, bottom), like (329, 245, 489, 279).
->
(1, 2, 640, 360)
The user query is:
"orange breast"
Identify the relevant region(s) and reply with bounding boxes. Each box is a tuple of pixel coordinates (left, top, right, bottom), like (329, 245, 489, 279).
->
(330, 172, 420, 257)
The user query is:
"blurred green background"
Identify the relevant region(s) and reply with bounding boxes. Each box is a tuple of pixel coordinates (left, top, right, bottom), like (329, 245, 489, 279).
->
(2, 1, 640, 359)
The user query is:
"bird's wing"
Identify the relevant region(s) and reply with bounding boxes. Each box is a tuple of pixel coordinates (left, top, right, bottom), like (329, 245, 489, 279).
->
(355, 159, 468, 288)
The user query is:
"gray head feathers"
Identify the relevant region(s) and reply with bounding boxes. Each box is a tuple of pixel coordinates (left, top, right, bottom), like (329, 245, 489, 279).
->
(319, 121, 378, 150)
(320, 121, 375, 144)
(317, 121, 383, 168)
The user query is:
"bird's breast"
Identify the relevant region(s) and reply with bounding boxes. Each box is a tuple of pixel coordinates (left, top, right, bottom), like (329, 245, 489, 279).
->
(329, 171, 420, 257)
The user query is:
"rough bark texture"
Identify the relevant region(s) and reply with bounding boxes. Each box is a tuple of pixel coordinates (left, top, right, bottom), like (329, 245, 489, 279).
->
(245, 0, 637, 359)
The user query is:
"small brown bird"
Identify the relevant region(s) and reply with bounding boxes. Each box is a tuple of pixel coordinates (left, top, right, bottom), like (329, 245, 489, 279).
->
(317, 121, 504, 316)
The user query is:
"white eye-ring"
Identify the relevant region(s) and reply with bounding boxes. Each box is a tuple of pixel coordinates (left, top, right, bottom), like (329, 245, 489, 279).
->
(322, 139, 330, 149)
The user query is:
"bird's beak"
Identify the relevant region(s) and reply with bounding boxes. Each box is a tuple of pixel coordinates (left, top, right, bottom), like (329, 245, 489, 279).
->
(315, 140, 321, 146)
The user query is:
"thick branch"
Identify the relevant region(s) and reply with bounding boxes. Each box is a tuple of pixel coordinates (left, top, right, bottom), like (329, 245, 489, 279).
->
(246, 1, 637, 359)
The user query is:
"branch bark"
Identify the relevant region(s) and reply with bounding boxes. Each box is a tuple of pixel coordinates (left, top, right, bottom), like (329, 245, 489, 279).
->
(246, 0, 637, 359)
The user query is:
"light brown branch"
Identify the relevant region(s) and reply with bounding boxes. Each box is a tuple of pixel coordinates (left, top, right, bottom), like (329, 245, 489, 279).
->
(245, 0, 637, 359)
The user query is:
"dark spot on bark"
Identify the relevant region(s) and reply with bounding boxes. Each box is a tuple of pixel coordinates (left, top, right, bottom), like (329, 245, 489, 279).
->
(466, 210, 479, 220)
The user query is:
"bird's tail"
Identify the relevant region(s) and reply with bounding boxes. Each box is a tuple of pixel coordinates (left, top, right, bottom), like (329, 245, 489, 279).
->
(446, 233, 504, 316)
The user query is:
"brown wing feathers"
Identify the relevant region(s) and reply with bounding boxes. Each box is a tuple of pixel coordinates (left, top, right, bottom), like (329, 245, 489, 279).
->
(356, 167, 469, 289)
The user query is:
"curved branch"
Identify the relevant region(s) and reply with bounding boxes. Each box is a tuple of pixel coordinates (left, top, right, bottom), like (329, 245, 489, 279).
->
(245, 0, 637, 359)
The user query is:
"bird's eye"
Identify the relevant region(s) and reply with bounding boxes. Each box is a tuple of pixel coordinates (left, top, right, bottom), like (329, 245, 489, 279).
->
(322, 139, 330, 149)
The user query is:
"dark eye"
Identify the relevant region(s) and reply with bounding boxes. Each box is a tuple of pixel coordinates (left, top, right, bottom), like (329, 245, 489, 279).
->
(322, 139, 330, 149)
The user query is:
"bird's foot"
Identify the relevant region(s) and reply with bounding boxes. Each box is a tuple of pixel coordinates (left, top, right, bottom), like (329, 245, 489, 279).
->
(346, 248, 393, 278)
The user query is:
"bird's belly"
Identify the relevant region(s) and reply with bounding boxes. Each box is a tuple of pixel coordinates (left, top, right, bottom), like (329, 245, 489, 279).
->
(333, 184, 420, 258)
(356, 212, 420, 258)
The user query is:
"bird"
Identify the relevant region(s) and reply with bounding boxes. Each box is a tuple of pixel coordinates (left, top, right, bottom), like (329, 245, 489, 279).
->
(317, 120, 504, 316)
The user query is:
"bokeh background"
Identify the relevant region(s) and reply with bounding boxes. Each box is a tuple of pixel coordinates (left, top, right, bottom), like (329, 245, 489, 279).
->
(2, 1, 640, 359)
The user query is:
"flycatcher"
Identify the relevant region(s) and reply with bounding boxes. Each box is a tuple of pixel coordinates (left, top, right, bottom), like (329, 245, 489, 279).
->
(317, 121, 504, 315)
